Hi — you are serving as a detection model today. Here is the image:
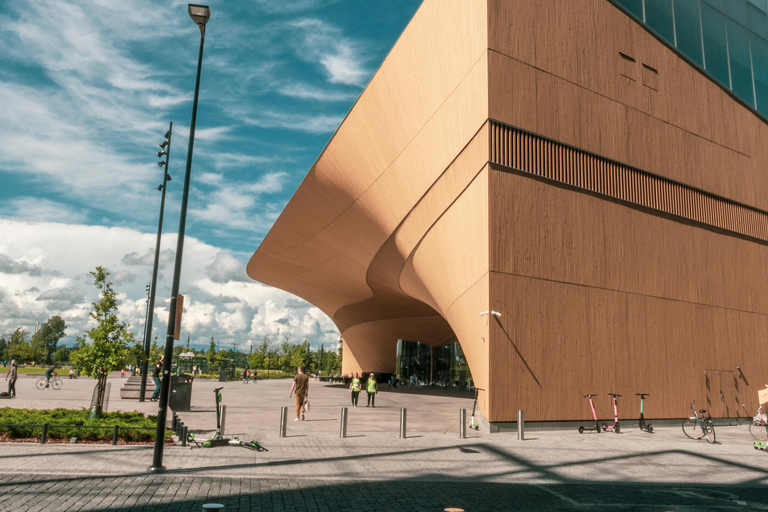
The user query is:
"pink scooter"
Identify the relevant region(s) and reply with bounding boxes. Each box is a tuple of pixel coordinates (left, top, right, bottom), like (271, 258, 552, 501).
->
(601, 393, 621, 433)
(578, 394, 601, 433)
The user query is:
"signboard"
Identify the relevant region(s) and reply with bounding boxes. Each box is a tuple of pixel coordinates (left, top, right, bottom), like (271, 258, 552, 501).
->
(174, 294, 184, 340)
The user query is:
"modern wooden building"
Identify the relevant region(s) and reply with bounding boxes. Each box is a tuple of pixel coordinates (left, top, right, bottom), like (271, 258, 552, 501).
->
(248, 0, 768, 429)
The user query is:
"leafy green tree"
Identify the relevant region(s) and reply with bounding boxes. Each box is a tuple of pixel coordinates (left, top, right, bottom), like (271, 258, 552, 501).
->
(206, 337, 217, 366)
(53, 346, 70, 364)
(34, 316, 67, 364)
(7, 329, 32, 363)
(0, 337, 7, 362)
(70, 267, 134, 418)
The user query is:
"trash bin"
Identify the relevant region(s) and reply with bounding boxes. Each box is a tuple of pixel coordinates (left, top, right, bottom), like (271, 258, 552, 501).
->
(169, 374, 193, 412)
(218, 370, 229, 382)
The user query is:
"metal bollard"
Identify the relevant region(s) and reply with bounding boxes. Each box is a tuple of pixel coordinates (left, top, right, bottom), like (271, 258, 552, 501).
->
(399, 408, 407, 438)
(459, 409, 466, 439)
(220, 405, 226, 437)
(172, 413, 178, 430)
(41, 423, 48, 445)
(340, 407, 348, 438)
(279, 406, 287, 438)
(518, 410, 525, 440)
(112, 425, 119, 445)
(181, 426, 188, 447)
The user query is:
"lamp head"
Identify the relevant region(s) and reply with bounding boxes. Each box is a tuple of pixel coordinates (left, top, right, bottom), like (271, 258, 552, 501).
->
(164, 130, 171, 139)
(159, 141, 169, 149)
(157, 161, 166, 167)
(166, 174, 172, 181)
(157, 151, 167, 158)
(157, 184, 163, 191)
(188, 4, 210, 35)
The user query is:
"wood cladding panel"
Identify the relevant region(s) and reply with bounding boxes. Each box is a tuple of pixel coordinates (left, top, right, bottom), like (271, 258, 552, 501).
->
(489, 121, 768, 245)
(488, 0, 768, 212)
(249, 0, 488, 318)
(488, 272, 768, 422)
(487, 169, 768, 422)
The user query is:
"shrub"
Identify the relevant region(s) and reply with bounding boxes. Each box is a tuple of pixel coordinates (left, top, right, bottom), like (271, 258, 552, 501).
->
(0, 408, 170, 442)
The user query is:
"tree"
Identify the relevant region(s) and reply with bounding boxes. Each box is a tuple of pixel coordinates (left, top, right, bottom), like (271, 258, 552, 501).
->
(7, 329, 32, 363)
(206, 337, 217, 366)
(53, 346, 70, 364)
(34, 316, 66, 364)
(70, 267, 134, 418)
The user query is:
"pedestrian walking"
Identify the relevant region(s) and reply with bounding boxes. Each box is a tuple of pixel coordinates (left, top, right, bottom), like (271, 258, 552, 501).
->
(366, 373, 378, 407)
(289, 366, 309, 421)
(349, 372, 361, 407)
(5, 360, 17, 398)
(150, 358, 162, 401)
(121, 368, 126, 378)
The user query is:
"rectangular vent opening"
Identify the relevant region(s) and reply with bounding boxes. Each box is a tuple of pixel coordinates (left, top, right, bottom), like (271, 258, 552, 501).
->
(642, 63, 658, 74)
(619, 52, 636, 62)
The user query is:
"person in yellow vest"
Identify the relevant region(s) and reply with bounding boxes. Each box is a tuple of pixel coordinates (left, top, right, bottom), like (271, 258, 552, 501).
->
(349, 372, 361, 407)
(366, 373, 378, 407)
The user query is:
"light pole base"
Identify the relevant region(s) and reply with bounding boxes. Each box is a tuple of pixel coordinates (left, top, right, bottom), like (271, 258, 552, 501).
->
(147, 465, 166, 473)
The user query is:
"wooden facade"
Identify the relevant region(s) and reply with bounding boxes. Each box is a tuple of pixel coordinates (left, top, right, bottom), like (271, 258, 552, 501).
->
(248, 0, 768, 426)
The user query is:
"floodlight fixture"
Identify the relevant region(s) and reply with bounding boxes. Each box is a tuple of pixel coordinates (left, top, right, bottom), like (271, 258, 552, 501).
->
(157, 185, 163, 191)
(157, 151, 167, 158)
(157, 161, 166, 167)
(159, 141, 169, 149)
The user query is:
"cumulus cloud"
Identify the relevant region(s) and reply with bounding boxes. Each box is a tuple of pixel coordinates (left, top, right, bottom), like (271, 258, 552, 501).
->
(0, 219, 338, 350)
(0, 255, 44, 276)
(122, 249, 175, 267)
(206, 253, 250, 284)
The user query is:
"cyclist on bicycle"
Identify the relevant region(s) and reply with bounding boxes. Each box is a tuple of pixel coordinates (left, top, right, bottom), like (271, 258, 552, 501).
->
(44, 364, 59, 388)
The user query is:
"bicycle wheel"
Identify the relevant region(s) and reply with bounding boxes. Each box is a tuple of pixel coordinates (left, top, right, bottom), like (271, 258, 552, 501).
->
(682, 419, 701, 439)
(749, 422, 767, 441)
(52, 378, 63, 390)
(703, 420, 716, 444)
(35, 379, 45, 390)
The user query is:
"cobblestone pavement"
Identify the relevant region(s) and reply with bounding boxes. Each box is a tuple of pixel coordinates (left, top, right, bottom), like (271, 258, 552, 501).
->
(2, 380, 768, 511)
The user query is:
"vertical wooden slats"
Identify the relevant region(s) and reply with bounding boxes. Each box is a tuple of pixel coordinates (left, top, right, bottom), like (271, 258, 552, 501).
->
(488, 120, 768, 244)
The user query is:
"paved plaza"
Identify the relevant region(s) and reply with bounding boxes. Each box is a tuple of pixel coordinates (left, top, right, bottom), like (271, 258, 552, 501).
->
(1, 375, 767, 511)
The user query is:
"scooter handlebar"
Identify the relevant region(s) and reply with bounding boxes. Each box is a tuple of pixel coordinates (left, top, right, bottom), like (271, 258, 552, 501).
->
(214, 387, 223, 393)
(582, 394, 597, 398)
(608, 393, 622, 397)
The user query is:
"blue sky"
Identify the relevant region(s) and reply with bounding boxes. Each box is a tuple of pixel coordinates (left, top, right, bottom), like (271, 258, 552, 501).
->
(0, 0, 421, 351)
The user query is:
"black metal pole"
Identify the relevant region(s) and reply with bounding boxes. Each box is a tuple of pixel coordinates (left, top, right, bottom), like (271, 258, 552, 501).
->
(140, 122, 172, 402)
(149, 26, 205, 473)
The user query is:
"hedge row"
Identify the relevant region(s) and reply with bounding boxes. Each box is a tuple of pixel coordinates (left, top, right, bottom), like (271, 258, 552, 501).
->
(0, 408, 169, 442)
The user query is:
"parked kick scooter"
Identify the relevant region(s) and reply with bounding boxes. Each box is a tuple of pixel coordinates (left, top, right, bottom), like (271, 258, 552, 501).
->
(602, 393, 621, 433)
(202, 387, 231, 447)
(469, 388, 485, 430)
(636, 393, 653, 433)
(578, 394, 601, 433)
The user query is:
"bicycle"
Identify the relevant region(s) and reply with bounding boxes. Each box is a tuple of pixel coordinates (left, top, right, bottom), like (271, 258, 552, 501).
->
(36, 375, 63, 390)
(745, 404, 767, 441)
(682, 400, 716, 443)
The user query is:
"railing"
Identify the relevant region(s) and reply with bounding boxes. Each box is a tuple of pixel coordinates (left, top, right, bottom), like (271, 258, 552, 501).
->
(0, 423, 171, 445)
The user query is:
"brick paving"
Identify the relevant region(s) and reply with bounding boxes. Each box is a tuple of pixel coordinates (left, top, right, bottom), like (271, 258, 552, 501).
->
(1, 378, 768, 510)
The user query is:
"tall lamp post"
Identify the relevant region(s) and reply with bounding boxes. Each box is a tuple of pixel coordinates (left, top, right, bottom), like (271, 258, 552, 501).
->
(149, 3, 210, 473)
(139, 124, 173, 402)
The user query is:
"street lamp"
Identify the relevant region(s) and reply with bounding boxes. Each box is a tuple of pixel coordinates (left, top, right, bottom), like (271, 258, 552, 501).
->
(149, 4, 210, 473)
(139, 124, 173, 402)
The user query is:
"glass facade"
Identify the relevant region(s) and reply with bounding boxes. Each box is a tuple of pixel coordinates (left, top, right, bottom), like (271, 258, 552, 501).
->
(395, 339, 473, 389)
(612, 0, 768, 116)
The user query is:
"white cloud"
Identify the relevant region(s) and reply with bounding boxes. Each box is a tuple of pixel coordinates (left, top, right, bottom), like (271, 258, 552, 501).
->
(289, 18, 370, 87)
(244, 111, 344, 134)
(0, 218, 336, 349)
(253, 0, 340, 14)
(278, 83, 358, 102)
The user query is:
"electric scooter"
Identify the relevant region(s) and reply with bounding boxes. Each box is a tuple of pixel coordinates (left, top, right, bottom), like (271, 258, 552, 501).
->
(635, 393, 653, 433)
(578, 394, 601, 433)
(469, 387, 485, 430)
(602, 393, 621, 433)
(202, 387, 231, 447)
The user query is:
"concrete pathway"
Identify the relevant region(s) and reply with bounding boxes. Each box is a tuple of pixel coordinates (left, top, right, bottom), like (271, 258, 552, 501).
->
(1, 376, 768, 511)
